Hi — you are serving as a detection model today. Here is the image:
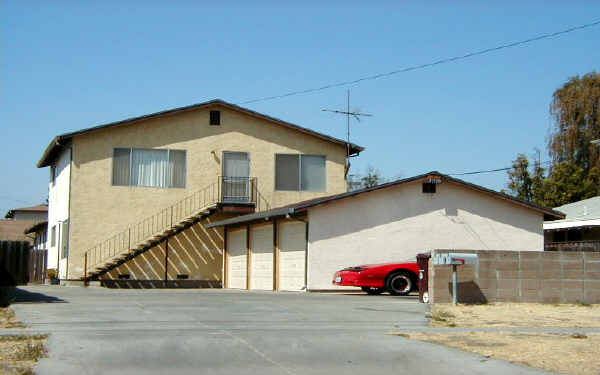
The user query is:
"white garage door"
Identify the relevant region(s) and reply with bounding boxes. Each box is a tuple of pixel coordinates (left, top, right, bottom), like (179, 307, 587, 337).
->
(250, 225, 274, 290)
(227, 229, 247, 289)
(279, 221, 306, 291)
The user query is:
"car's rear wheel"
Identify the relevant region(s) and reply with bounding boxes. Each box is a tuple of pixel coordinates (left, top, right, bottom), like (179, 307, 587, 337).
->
(386, 271, 413, 296)
(361, 286, 386, 295)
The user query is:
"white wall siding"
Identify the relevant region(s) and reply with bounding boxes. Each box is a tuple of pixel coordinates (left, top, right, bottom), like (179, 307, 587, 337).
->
(278, 221, 306, 291)
(250, 225, 273, 290)
(227, 229, 247, 289)
(47, 148, 71, 275)
(307, 181, 544, 290)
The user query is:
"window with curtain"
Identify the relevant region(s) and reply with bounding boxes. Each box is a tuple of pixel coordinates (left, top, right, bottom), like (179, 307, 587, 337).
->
(275, 154, 326, 192)
(112, 148, 186, 188)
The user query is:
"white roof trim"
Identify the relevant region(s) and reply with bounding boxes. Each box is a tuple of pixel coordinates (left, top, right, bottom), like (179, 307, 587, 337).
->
(543, 218, 600, 230)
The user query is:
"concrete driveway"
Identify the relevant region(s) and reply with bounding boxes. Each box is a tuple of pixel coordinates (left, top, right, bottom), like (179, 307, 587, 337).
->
(9, 286, 551, 375)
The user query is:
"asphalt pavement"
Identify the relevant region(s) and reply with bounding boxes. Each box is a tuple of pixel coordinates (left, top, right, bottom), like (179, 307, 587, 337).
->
(8, 286, 554, 375)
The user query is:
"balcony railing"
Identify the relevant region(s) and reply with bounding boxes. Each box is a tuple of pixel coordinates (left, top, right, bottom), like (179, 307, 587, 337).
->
(220, 176, 256, 204)
(545, 240, 600, 252)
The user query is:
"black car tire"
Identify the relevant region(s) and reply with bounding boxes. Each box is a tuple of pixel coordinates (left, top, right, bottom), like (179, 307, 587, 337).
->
(361, 286, 386, 295)
(386, 271, 413, 296)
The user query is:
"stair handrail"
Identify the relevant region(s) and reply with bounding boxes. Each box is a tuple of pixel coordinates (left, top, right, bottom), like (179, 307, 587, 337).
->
(82, 177, 257, 276)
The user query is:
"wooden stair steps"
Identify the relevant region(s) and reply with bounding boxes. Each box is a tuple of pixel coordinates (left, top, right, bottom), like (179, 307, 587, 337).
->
(87, 203, 219, 279)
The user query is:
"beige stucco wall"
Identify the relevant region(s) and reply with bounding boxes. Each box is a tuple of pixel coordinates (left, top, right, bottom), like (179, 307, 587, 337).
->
(66, 105, 348, 278)
(307, 180, 545, 290)
(101, 212, 231, 285)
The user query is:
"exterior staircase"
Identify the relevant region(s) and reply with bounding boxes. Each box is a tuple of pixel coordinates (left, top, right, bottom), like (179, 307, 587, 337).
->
(82, 177, 258, 282)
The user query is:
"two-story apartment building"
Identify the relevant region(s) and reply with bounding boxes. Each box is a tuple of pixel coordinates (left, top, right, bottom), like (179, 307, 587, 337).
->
(37, 99, 363, 287)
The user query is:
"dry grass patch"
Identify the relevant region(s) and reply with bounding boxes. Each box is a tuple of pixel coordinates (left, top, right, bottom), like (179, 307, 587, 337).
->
(399, 303, 600, 374)
(399, 332, 600, 375)
(0, 309, 25, 329)
(0, 308, 47, 374)
(431, 303, 600, 328)
(0, 335, 48, 375)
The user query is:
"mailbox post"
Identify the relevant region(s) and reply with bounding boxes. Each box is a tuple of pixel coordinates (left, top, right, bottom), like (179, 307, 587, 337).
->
(433, 253, 478, 305)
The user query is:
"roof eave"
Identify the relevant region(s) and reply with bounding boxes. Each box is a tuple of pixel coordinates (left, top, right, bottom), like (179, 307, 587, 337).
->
(205, 207, 296, 228)
(206, 171, 565, 228)
(36, 99, 364, 168)
(37, 136, 64, 168)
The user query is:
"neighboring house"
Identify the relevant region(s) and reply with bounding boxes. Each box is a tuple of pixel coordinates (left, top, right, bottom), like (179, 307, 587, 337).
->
(0, 220, 36, 243)
(208, 172, 564, 291)
(4, 205, 48, 222)
(1, 205, 48, 244)
(543, 196, 600, 251)
(36, 99, 363, 284)
(24, 221, 49, 251)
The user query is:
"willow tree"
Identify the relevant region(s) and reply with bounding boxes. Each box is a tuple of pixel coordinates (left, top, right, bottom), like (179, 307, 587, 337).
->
(505, 72, 600, 207)
(549, 72, 600, 174)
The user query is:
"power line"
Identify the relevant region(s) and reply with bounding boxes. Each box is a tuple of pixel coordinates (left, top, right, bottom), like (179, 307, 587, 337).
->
(449, 161, 552, 176)
(0, 195, 38, 206)
(238, 19, 600, 105)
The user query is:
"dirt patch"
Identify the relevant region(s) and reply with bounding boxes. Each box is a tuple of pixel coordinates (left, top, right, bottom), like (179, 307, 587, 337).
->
(0, 335, 48, 375)
(0, 308, 47, 374)
(0, 308, 26, 329)
(399, 303, 600, 375)
(399, 332, 600, 375)
(431, 303, 600, 328)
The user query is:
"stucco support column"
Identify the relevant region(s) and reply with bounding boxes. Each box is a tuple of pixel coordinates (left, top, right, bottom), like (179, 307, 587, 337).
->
(223, 226, 228, 288)
(246, 224, 251, 290)
(273, 220, 279, 291)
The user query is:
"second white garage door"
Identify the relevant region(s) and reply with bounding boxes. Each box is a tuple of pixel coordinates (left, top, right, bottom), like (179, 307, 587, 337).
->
(227, 229, 247, 289)
(250, 225, 274, 290)
(279, 221, 306, 291)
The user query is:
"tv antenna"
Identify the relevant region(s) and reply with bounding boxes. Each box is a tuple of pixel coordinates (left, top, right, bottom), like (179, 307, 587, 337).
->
(322, 90, 372, 175)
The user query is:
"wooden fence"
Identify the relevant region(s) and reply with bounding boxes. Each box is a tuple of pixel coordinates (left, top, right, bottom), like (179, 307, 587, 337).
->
(0, 241, 47, 286)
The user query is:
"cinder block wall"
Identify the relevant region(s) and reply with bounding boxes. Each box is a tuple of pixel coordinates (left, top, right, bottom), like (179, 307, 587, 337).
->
(430, 250, 600, 304)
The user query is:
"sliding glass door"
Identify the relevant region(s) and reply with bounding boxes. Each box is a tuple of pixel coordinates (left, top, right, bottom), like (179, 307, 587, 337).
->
(222, 152, 250, 202)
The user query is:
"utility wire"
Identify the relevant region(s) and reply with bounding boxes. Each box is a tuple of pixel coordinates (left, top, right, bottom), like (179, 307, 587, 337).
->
(449, 161, 552, 176)
(0, 195, 39, 206)
(238, 20, 600, 105)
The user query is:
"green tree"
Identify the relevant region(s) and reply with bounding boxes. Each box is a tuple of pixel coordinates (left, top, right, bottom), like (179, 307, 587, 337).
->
(506, 72, 600, 207)
(506, 154, 533, 201)
(505, 152, 547, 204)
(539, 162, 586, 207)
(360, 165, 384, 188)
(549, 72, 600, 174)
(348, 165, 387, 191)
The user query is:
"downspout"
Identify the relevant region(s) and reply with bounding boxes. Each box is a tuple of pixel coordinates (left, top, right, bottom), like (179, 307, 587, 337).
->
(304, 220, 309, 291)
(65, 145, 73, 280)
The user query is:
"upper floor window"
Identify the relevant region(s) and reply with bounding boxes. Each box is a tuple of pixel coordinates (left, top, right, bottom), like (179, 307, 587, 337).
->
(275, 154, 326, 192)
(112, 148, 186, 188)
(209, 110, 221, 125)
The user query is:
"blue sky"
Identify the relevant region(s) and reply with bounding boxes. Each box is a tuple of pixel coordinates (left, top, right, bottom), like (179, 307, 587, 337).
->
(2, 1, 599, 213)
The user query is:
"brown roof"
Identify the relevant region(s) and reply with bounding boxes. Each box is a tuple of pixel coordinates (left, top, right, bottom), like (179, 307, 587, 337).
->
(24, 221, 48, 235)
(0, 220, 36, 242)
(206, 171, 565, 228)
(37, 99, 365, 168)
(4, 204, 48, 219)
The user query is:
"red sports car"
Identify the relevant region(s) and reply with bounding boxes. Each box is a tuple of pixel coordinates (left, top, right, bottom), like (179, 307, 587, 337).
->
(332, 261, 420, 295)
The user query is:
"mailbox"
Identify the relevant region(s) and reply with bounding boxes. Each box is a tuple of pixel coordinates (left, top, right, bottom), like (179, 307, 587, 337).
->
(448, 253, 478, 265)
(433, 252, 478, 305)
(434, 253, 478, 265)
